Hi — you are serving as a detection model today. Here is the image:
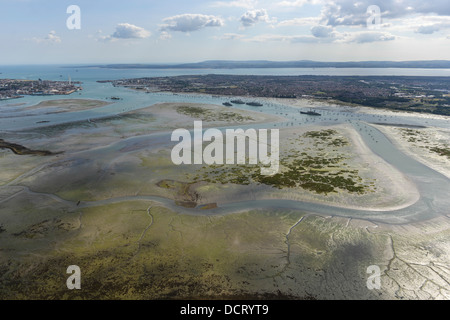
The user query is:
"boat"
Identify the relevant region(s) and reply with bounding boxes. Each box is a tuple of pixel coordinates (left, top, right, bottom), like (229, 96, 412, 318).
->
(300, 109, 321, 116)
(230, 99, 245, 104)
(222, 102, 233, 107)
(246, 102, 263, 107)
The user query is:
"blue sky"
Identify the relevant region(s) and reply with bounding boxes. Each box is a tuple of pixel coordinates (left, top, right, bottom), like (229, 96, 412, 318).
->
(0, 0, 449, 64)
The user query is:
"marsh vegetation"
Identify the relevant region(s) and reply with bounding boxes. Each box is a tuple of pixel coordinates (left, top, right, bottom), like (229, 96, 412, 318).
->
(189, 129, 373, 195)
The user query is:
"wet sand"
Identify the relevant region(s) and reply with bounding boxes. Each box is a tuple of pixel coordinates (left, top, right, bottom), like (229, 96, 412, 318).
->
(374, 124, 450, 179)
(0, 97, 448, 300)
(23, 99, 110, 114)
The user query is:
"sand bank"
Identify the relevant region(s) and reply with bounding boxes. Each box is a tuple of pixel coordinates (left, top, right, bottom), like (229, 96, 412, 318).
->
(374, 124, 450, 179)
(24, 99, 110, 114)
(125, 102, 286, 129)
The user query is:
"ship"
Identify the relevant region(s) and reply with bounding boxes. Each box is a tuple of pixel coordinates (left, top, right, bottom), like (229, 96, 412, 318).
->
(222, 102, 233, 107)
(230, 99, 245, 104)
(246, 101, 263, 107)
(300, 108, 321, 116)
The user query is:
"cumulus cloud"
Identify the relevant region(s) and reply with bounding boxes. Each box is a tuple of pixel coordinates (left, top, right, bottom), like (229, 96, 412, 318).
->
(321, 1, 376, 27)
(31, 31, 61, 44)
(404, 0, 450, 16)
(274, 0, 450, 42)
(240, 9, 275, 27)
(211, 0, 257, 8)
(277, 0, 323, 7)
(415, 25, 441, 34)
(160, 14, 224, 32)
(112, 23, 151, 39)
(381, 15, 450, 34)
(99, 23, 151, 41)
(321, 0, 450, 27)
(310, 25, 334, 38)
(411, 16, 450, 34)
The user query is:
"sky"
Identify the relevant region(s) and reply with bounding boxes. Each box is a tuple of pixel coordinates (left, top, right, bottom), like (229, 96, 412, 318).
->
(0, 0, 449, 64)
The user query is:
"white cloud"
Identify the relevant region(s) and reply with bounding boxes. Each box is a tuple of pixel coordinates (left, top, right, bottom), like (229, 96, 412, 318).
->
(311, 25, 334, 38)
(321, 1, 372, 27)
(277, 16, 321, 27)
(240, 9, 275, 27)
(339, 31, 396, 43)
(31, 31, 61, 44)
(112, 23, 151, 39)
(321, 0, 450, 27)
(415, 25, 441, 34)
(211, 0, 257, 9)
(276, 0, 323, 8)
(413, 16, 450, 34)
(381, 15, 450, 34)
(99, 23, 151, 41)
(160, 14, 224, 32)
(405, 1, 450, 16)
(273, 0, 450, 44)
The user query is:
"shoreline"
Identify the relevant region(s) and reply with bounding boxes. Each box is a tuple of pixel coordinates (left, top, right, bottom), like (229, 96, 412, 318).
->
(373, 124, 450, 179)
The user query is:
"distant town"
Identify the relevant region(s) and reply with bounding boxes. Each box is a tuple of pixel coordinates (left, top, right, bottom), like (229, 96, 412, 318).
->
(0, 79, 82, 100)
(101, 75, 450, 116)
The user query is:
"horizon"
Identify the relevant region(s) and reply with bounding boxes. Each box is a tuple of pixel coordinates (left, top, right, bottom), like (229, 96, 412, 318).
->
(2, 59, 450, 68)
